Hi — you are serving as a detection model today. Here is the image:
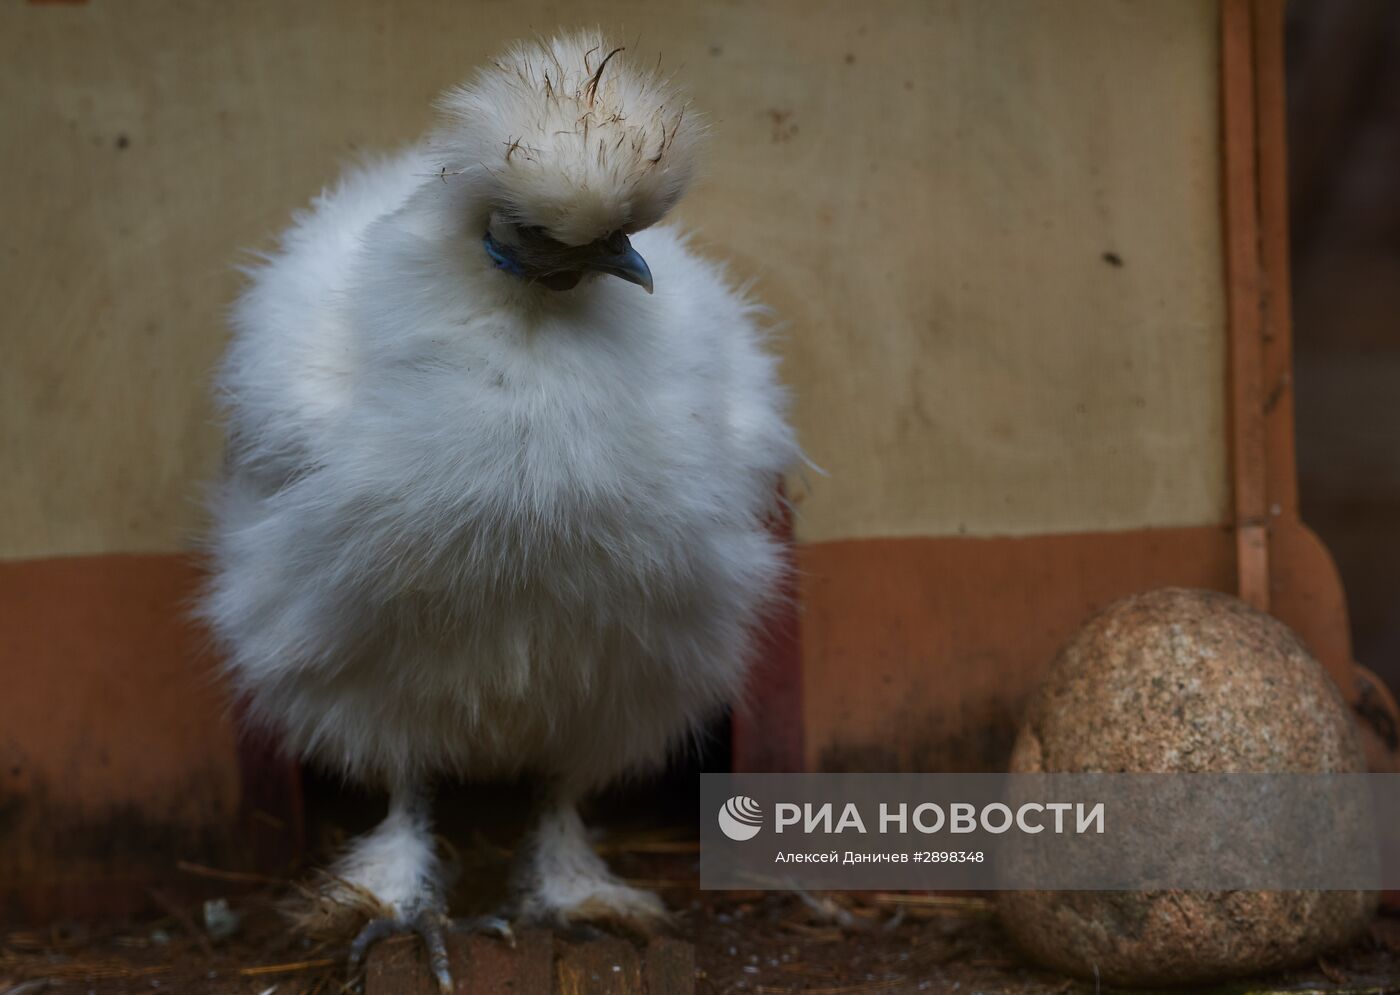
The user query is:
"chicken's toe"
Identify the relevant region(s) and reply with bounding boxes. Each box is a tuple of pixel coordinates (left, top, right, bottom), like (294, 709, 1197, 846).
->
(348, 909, 453, 995)
(450, 913, 516, 946)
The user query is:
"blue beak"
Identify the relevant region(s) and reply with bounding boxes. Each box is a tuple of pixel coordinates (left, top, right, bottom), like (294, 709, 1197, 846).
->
(589, 237, 654, 294)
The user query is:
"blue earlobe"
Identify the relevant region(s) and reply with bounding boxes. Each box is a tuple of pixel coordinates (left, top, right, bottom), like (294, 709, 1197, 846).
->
(483, 232, 528, 276)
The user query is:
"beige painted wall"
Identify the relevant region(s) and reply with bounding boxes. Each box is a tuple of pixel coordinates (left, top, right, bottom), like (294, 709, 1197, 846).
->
(1, 0, 1226, 559)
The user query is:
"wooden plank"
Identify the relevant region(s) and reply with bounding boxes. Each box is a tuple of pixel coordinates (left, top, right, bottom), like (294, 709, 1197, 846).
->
(643, 936, 695, 995)
(365, 931, 686, 995)
(1251, 0, 1299, 518)
(365, 934, 438, 995)
(1220, 0, 1271, 611)
(461, 929, 554, 995)
(1242, 0, 1380, 747)
(556, 937, 643, 995)
(366, 929, 555, 994)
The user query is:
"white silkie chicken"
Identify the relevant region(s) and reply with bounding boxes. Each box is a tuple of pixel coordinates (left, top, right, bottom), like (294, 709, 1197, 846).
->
(202, 31, 797, 991)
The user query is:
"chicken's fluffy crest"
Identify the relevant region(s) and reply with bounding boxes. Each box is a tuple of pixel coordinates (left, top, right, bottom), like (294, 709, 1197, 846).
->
(434, 31, 702, 246)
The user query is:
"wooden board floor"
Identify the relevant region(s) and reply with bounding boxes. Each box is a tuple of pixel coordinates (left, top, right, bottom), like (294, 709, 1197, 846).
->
(365, 931, 693, 995)
(4, 886, 1399, 993)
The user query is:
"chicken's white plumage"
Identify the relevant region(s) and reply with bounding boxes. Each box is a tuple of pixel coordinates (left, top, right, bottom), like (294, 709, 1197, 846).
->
(202, 32, 795, 984)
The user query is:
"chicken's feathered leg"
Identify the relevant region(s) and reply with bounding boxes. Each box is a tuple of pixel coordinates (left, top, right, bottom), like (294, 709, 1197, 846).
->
(315, 782, 513, 993)
(294, 781, 451, 991)
(509, 795, 672, 934)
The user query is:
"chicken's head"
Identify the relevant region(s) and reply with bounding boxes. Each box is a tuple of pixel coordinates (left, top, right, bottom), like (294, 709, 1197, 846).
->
(434, 32, 702, 293)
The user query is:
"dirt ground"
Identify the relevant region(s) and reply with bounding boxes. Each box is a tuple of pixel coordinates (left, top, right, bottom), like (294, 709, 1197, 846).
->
(4, 840, 1399, 995)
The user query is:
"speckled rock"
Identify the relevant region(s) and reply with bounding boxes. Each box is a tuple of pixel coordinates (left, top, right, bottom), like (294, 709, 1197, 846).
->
(999, 587, 1373, 987)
